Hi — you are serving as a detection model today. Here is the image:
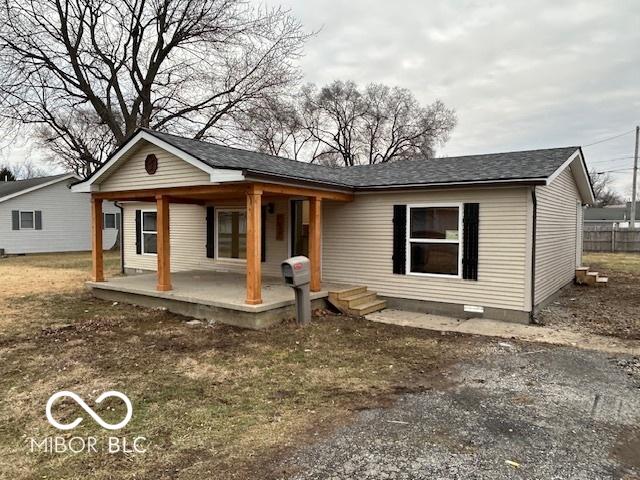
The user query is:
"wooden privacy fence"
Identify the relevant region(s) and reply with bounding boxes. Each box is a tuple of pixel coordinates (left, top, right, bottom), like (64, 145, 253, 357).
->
(583, 225, 640, 252)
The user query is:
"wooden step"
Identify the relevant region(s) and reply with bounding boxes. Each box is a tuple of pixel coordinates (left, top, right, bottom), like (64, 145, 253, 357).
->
(351, 299, 387, 316)
(575, 267, 589, 283)
(330, 286, 367, 300)
(341, 291, 378, 308)
(585, 272, 598, 286)
(596, 276, 608, 286)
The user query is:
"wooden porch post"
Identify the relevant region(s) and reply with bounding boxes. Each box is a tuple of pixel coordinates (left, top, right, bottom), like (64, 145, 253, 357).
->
(156, 195, 172, 291)
(91, 196, 104, 282)
(309, 196, 322, 292)
(246, 185, 263, 305)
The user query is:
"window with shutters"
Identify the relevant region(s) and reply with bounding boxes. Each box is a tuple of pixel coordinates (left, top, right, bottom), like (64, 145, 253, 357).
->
(19, 211, 35, 229)
(407, 204, 462, 277)
(216, 209, 247, 260)
(141, 210, 157, 255)
(104, 213, 117, 229)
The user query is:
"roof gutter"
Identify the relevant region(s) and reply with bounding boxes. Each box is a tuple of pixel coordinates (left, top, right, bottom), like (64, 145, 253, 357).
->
(530, 187, 538, 324)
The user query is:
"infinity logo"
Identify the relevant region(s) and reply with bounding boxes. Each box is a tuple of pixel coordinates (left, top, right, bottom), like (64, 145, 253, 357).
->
(46, 391, 133, 431)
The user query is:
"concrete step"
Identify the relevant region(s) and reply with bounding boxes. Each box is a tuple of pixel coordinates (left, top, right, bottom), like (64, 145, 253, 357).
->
(351, 299, 387, 316)
(341, 291, 378, 308)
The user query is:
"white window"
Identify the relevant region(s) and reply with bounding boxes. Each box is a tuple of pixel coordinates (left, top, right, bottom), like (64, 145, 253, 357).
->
(104, 213, 117, 229)
(216, 209, 247, 260)
(142, 210, 157, 255)
(407, 204, 462, 277)
(20, 211, 34, 229)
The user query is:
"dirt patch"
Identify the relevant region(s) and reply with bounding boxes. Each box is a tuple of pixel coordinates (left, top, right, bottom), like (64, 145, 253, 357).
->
(537, 253, 640, 340)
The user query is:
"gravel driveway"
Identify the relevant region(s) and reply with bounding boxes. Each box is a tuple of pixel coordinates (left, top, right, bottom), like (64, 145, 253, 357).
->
(278, 342, 640, 479)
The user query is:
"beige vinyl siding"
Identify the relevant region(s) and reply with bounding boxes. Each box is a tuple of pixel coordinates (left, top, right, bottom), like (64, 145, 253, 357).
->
(100, 141, 210, 192)
(123, 199, 289, 277)
(534, 167, 580, 304)
(322, 188, 531, 312)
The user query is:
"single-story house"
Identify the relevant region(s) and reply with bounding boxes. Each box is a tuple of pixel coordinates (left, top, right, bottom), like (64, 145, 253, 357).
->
(71, 128, 594, 328)
(0, 174, 120, 254)
(584, 203, 640, 230)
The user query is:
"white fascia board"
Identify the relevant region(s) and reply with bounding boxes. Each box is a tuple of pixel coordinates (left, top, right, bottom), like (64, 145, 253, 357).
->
(545, 149, 596, 205)
(72, 131, 244, 192)
(0, 173, 80, 203)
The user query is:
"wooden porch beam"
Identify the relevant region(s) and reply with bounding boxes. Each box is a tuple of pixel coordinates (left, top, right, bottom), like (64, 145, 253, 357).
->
(245, 185, 262, 305)
(256, 182, 354, 202)
(156, 195, 172, 291)
(93, 182, 354, 202)
(93, 183, 249, 201)
(309, 196, 322, 292)
(91, 196, 104, 282)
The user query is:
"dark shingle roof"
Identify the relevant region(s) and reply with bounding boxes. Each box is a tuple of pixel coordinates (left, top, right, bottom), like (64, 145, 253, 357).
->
(0, 174, 71, 200)
(141, 129, 579, 189)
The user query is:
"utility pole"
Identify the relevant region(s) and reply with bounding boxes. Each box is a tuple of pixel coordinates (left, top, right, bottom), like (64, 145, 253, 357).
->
(631, 126, 639, 230)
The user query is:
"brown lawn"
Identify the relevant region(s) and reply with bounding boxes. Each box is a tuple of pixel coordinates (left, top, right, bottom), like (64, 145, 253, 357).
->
(0, 251, 478, 479)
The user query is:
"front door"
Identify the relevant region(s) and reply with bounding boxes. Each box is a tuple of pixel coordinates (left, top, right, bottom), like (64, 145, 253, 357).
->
(290, 199, 309, 257)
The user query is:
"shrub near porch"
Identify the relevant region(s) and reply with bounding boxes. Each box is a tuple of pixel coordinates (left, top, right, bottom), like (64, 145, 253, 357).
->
(0, 252, 478, 479)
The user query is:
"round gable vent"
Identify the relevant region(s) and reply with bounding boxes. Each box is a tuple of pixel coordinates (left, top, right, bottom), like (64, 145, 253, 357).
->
(145, 154, 158, 175)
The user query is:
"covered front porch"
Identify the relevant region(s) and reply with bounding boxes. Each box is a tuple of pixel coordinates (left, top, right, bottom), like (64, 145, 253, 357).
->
(88, 181, 353, 326)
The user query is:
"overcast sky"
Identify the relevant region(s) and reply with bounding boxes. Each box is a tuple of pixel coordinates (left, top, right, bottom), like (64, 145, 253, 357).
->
(3, 0, 638, 197)
(275, 0, 640, 197)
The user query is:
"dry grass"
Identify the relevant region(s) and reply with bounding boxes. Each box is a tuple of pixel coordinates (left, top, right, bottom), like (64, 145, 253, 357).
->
(583, 252, 640, 275)
(0, 252, 477, 479)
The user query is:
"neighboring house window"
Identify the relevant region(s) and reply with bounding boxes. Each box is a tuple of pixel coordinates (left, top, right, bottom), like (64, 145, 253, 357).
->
(407, 204, 462, 276)
(142, 210, 157, 255)
(20, 211, 35, 229)
(104, 213, 117, 229)
(216, 209, 246, 259)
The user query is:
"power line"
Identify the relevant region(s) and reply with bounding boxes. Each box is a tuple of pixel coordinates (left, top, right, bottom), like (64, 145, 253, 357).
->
(583, 129, 635, 147)
(588, 155, 635, 165)
(595, 167, 634, 174)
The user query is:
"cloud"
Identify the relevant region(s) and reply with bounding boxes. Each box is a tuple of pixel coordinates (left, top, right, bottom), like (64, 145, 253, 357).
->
(277, 0, 640, 196)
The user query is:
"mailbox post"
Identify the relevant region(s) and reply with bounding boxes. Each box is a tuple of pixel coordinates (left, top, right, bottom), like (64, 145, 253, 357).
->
(281, 256, 311, 325)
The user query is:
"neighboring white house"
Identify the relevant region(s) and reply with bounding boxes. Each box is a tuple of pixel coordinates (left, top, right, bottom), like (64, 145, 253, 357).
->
(0, 173, 119, 254)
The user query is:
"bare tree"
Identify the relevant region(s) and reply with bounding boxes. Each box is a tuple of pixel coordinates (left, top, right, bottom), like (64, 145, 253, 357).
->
(0, 165, 15, 181)
(590, 170, 623, 207)
(302, 81, 366, 166)
(235, 95, 311, 160)
(239, 80, 456, 166)
(361, 85, 456, 164)
(0, 0, 310, 176)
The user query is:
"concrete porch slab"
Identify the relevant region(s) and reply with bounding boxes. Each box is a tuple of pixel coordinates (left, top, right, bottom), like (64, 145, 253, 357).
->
(87, 270, 349, 329)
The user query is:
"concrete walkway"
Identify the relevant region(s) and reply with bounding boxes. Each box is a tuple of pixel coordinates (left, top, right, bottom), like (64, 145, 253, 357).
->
(367, 309, 640, 356)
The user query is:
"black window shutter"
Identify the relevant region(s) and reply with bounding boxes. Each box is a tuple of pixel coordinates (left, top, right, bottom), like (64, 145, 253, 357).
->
(11, 210, 19, 230)
(206, 207, 215, 258)
(462, 203, 479, 280)
(135, 209, 142, 254)
(261, 205, 267, 262)
(115, 212, 121, 229)
(34, 211, 42, 230)
(392, 205, 407, 274)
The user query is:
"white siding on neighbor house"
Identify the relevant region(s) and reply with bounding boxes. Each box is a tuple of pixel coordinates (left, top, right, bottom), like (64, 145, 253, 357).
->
(122, 198, 289, 277)
(322, 188, 531, 312)
(99, 141, 210, 192)
(0, 180, 119, 254)
(534, 167, 581, 305)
